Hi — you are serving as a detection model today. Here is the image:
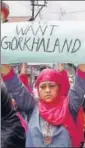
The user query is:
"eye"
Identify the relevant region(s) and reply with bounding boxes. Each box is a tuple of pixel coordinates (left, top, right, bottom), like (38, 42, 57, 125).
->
(49, 84, 56, 88)
(40, 85, 46, 89)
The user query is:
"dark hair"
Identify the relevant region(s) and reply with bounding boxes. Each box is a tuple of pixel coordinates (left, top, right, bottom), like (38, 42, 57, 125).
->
(1, 85, 26, 148)
(40, 66, 47, 72)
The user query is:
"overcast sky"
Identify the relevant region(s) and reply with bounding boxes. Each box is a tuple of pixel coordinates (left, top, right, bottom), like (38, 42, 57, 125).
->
(4, 1, 85, 21)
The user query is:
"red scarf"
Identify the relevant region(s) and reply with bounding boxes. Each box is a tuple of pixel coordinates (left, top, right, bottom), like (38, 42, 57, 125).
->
(39, 97, 81, 147)
(35, 68, 82, 147)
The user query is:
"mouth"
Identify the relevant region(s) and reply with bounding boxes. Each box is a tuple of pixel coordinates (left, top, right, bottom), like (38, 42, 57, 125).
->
(45, 95, 52, 98)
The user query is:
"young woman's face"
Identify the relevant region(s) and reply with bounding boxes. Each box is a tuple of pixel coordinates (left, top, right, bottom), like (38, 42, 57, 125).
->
(38, 81, 59, 102)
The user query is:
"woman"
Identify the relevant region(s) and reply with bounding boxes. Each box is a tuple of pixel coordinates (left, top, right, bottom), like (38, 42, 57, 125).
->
(26, 65, 85, 147)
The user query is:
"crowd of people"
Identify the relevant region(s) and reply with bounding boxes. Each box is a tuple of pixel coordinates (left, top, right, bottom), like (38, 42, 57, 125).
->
(1, 63, 85, 148)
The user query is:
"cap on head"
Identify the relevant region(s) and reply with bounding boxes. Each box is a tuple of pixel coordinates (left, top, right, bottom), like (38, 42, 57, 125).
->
(35, 68, 61, 88)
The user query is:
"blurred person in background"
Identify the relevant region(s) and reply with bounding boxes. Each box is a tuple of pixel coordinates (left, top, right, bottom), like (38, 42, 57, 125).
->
(1, 64, 35, 122)
(83, 99, 85, 145)
(18, 63, 33, 121)
(69, 75, 74, 89)
(19, 63, 33, 94)
(1, 84, 26, 148)
(1, 2, 9, 23)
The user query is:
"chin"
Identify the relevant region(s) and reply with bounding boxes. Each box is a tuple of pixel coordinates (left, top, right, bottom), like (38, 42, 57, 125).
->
(45, 99, 53, 103)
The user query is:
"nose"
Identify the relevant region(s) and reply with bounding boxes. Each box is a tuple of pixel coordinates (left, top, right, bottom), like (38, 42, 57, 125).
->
(45, 86, 51, 92)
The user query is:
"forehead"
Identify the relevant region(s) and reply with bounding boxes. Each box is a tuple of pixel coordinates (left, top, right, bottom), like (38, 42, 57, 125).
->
(39, 81, 56, 86)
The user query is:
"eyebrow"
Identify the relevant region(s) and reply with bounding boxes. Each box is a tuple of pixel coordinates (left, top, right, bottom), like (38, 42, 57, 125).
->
(39, 82, 56, 86)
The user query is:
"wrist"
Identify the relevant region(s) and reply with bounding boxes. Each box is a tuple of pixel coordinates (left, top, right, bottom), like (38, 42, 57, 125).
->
(2, 69, 15, 81)
(2, 67, 12, 76)
(77, 68, 85, 79)
(78, 64, 85, 72)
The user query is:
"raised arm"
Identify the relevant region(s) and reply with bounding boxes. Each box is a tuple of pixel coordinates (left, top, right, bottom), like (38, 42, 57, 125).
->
(1, 65, 35, 116)
(58, 64, 70, 96)
(19, 63, 33, 94)
(68, 64, 85, 120)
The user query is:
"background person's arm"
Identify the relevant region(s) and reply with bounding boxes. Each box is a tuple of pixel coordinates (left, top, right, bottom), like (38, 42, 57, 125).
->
(68, 64, 85, 120)
(1, 64, 35, 116)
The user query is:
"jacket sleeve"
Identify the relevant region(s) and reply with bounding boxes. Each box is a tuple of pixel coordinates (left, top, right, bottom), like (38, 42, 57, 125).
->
(26, 128, 34, 147)
(1, 85, 26, 148)
(69, 69, 85, 120)
(2, 69, 35, 116)
(19, 74, 33, 94)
